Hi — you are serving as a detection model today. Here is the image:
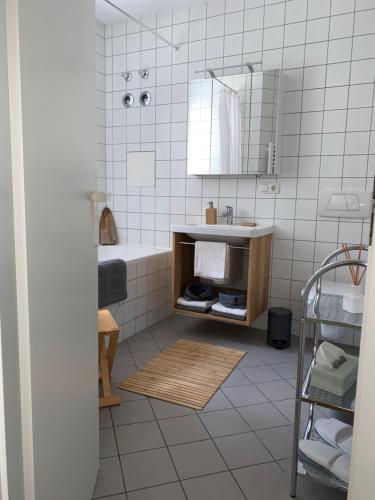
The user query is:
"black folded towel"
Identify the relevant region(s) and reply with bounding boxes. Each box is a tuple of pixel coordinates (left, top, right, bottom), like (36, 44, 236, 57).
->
(98, 259, 127, 308)
(183, 282, 216, 301)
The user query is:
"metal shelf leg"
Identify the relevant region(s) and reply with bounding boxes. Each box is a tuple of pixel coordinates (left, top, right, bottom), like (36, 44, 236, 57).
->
(290, 398, 301, 497)
(290, 319, 306, 497)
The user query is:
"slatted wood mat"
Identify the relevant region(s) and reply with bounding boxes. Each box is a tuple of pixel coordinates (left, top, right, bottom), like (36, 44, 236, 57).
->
(118, 339, 246, 410)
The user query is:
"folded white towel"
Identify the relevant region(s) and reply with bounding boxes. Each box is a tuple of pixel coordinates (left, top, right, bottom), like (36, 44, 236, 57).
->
(299, 440, 350, 484)
(176, 297, 217, 309)
(194, 241, 230, 283)
(315, 418, 352, 454)
(316, 342, 346, 370)
(211, 302, 247, 318)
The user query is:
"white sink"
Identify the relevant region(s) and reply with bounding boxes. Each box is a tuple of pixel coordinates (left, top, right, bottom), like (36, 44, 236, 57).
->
(171, 223, 274, 245)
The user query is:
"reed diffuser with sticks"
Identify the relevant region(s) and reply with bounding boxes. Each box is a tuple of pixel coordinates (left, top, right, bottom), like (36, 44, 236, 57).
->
(342, 243, 366, 314)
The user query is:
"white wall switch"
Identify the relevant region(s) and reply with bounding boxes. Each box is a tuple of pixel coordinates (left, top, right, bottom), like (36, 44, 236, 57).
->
(318, 190, 372, 218)
(259, 184, 270, 193)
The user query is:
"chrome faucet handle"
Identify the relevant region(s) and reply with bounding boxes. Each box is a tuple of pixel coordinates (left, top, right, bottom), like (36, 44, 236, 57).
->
(225, 205, 234, 224)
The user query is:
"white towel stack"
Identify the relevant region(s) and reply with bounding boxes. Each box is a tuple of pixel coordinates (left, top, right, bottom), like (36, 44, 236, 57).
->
(298, 418, 353, 486)
(194, 241, 230, 284)
(211, 302, 247, 318)
(299, 440, 350, 484)
(176, 297, 217, 310)
(315, 418, 352, 455)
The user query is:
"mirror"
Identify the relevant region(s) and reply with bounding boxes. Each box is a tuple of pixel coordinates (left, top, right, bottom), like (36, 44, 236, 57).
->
(187, 70, 284, 176)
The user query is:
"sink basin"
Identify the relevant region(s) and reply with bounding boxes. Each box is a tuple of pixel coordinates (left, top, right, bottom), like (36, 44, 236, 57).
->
(171, 223, 274, 245)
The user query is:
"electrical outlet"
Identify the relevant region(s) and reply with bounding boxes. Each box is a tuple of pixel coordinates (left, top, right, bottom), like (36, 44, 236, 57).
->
(258, 183, 280, 194)
(269, 183, 280, 194)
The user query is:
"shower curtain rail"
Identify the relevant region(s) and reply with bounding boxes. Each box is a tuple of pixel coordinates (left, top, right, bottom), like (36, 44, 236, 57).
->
(103, 0, 179, 51)
(195, 61, 263, 76)
(207, 69, 239, 95)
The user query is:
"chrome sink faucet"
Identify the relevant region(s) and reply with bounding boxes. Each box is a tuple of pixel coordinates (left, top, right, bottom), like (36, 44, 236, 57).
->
(225, 205, 234, 225)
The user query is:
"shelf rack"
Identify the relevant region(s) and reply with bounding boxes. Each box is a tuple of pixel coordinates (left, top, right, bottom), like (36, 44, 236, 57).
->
(290, 245, 368, 497)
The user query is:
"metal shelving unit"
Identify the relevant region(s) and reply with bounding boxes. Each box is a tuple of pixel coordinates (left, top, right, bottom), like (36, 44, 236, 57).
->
(290, 245, 368, 497)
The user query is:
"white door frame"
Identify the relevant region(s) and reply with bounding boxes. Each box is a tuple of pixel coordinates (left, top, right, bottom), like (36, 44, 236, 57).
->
(0, 0, 25, 497)
(348, 228, 375, 498)
(0, 317, 9, 500)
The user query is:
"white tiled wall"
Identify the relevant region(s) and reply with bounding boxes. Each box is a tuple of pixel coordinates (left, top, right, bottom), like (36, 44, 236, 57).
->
(106, 252, 173, 342)
(98, 0, 375, 338)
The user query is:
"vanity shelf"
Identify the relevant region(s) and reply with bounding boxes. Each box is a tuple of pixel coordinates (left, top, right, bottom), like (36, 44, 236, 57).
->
(174, 308, 249, 326)
(171, 230, 272, 327)
(301, 358, 357, 415)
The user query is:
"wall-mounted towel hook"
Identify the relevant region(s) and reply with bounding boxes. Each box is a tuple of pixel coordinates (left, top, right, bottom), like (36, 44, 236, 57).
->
(91, 192, 108, 246)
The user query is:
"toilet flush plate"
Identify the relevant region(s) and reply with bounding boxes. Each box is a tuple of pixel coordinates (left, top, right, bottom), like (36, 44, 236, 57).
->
(318, 190, 372, 218)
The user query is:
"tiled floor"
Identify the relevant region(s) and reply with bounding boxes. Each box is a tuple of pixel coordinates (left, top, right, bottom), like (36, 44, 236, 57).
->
(94, 315, 348, 500)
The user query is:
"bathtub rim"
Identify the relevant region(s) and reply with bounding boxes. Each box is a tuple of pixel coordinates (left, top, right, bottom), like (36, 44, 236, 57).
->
(98, 243, 172, 264)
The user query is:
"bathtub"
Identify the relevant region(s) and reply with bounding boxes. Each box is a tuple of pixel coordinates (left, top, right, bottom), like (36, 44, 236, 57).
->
(98, 245, 172, 340)
(98, 244, 171, 263)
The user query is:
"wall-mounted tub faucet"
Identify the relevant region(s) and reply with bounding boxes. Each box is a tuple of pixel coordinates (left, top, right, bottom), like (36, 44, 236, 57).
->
(225, 206, 234, 225)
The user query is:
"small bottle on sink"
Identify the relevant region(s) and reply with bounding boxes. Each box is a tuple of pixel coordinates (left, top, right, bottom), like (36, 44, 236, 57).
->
(206, 201, 217, 225)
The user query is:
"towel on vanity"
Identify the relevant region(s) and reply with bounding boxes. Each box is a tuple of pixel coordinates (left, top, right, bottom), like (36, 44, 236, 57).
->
(98, 259, 127, 308)
(176, 296, 217, 313)
(194, 241, 230, 283)
(211, 302, 247, 319)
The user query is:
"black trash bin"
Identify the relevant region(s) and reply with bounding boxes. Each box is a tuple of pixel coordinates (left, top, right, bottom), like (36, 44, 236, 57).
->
(267, 307, 292, 349)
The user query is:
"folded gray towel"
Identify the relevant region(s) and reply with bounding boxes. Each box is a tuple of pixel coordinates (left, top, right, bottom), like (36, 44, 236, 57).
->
(210, 310, 246, 321)
(176, 304, 211, 314)
(98, 259, 127, 308)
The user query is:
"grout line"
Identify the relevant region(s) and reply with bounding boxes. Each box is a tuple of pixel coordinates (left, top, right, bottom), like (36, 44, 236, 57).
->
(145, 374, 189, 499)
(108, 414, 127, 495)
(193, 411, 248, 499)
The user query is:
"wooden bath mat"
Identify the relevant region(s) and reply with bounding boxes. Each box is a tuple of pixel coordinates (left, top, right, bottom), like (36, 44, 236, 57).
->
(118, 339, 246, 410)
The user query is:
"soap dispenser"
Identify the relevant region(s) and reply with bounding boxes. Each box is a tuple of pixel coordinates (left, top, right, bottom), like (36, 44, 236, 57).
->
(206, 201, 217, 225)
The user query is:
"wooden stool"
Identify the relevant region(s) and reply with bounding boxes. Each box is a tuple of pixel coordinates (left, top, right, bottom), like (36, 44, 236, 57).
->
(98, 309, 121, 408)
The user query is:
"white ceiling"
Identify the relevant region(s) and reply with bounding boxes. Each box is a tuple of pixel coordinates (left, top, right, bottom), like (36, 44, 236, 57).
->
(96, 0, 193, 24)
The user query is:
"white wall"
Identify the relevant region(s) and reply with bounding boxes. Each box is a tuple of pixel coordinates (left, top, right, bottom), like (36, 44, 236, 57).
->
(6, 0, 99, 498)
(101, 0, 374, 340)
(0, 0, 25, 497)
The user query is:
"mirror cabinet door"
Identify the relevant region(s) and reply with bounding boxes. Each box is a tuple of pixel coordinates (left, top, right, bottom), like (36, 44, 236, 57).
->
(187, 70, 282, 176)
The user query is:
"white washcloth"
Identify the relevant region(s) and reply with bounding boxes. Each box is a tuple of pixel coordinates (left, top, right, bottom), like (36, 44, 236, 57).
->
(176, 297, 217, 309)
(194, 241, 230, 283)
(299, 440, 350, 484)
(211, 302, 247, 318)
(316, 342, 346, 370)
(315, 418, 353, 454)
